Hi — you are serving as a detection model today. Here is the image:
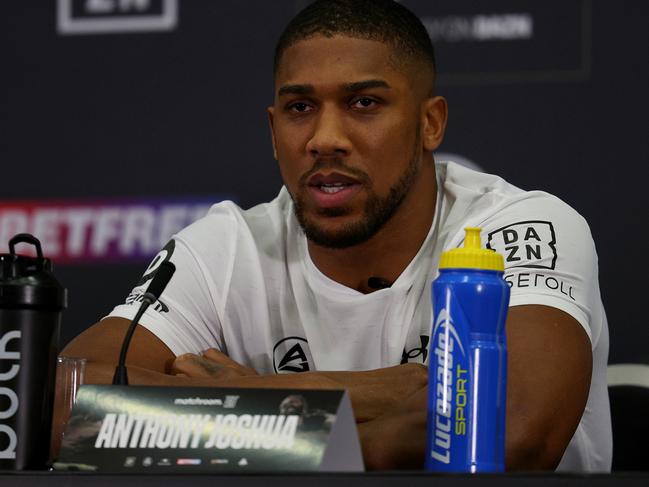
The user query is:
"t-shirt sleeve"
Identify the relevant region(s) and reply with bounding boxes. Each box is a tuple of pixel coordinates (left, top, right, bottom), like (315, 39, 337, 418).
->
(106, 221, 229, 356)
(480, 192, 601, 345)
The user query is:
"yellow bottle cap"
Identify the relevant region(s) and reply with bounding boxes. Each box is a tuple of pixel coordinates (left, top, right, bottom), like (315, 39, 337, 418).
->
(439, 227, 505, 271)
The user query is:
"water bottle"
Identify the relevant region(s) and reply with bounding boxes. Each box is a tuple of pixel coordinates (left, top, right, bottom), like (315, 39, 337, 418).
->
(0, 234, 67, 470)
(426, 227, 510, 472)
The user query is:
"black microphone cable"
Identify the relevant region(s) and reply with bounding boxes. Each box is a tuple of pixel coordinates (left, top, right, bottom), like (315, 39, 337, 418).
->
(112, 261, 176, 385)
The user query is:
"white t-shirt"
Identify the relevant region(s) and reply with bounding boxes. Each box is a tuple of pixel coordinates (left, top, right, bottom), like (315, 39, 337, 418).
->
(109, 161, 612, 472)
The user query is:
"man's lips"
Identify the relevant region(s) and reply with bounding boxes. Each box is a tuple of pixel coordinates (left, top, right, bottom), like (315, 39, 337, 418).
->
(306, 171, 363, 209)
(307, 172, 362, 187)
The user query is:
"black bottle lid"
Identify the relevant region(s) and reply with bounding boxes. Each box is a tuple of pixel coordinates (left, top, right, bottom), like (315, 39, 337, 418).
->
(0, 234, 67, 310)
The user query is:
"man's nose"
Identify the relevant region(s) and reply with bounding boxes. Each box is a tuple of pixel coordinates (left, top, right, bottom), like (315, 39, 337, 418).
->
(305, 106, 351, 156)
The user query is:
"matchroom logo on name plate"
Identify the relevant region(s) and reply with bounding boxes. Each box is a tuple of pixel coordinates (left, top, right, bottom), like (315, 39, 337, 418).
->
(0, 196, 225, 264)
(57, 0, 178, 35)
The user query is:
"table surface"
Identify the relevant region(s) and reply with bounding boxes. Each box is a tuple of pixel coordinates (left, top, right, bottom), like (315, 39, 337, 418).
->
(2, 472, 649, 487)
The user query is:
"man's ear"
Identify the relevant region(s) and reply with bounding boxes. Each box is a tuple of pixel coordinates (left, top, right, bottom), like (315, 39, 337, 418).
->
(421, 96, 448, 152)
(267, 106, 278, 160)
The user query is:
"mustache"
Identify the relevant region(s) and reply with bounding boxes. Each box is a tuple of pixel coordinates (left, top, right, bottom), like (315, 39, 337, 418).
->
(298, 158, 371, 187)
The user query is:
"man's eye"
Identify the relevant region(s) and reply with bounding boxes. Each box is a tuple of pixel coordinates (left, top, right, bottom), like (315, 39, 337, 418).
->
(288, 102, 312, 113)
(351, 97, 378, 109)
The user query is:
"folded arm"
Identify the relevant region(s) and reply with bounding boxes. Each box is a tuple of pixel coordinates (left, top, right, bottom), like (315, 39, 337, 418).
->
(358, 304, 593, 470)
(61, 317, 426, 423)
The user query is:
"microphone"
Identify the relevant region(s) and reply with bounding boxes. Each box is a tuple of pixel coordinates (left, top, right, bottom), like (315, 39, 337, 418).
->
(367, 276, 393, 290)
(112, 261, 176, 385)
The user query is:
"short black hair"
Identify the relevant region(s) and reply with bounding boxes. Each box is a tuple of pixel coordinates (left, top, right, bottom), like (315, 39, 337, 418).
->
(274, 0, 436, 82)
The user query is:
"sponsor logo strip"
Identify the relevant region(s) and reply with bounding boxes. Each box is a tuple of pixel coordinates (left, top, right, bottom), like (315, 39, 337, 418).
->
(0, 196, 225, 264)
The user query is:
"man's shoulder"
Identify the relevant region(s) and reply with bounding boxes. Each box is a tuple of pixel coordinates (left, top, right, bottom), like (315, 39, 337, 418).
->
(176, 188, 293, 246)
(436, 159, 525, 197)
(437, 160, 588, 231)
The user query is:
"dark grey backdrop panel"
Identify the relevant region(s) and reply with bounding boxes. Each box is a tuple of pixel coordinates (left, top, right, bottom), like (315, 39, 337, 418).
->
(404, 0, 649, 365)
(0, 1, 647, 364)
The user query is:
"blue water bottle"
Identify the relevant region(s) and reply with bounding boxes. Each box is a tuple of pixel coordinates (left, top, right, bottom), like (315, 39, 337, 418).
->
(425, 227, 510, 472)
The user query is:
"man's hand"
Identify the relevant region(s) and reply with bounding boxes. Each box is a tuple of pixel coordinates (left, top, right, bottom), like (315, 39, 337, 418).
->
(320, 363, 427, 423)
(171, 349, 259, 380)
(170, 347, 427, 423)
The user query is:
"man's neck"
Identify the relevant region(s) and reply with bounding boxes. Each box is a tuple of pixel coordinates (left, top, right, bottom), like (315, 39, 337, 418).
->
(307, 162, 438, 294)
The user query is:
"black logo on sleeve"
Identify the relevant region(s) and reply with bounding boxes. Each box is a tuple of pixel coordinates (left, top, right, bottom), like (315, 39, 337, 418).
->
(136, 239, 175, 286)
(487, 221, 557, 269)
(504, 272, 576, 301)
(125, 291, 169, 313)
(401, 335, 430, 364)
(273, 337, 314, 373)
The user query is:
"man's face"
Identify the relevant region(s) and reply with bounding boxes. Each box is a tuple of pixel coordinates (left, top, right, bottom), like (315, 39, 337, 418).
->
(279, 395, 306, 415)
(269, 35, 430, 248)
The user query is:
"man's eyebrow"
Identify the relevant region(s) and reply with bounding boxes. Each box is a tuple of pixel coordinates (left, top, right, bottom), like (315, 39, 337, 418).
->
(344, 79, 391, 92)
(277, 84, 314, 97)
(277, 80, 391, 97)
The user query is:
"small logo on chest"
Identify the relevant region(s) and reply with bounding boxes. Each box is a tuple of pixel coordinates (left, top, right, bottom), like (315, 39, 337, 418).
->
(273, 337, 314, 373)
(401, 335, 430, 364)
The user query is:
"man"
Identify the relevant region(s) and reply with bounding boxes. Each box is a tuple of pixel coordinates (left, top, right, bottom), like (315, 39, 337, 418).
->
(63, 0, 611, 471)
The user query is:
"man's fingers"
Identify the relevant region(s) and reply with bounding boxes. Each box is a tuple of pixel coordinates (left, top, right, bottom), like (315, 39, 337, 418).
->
(202, 348, 236, 364)
(202, 348, 258, 376)
(170, 354, 207, 377)
(171, 353, 229, 378)
(343, 363, 428, 422)
(171, 352, 258, 379)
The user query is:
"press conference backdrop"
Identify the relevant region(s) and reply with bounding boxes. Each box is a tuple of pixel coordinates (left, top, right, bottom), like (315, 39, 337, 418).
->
(1, 1, 647, 365)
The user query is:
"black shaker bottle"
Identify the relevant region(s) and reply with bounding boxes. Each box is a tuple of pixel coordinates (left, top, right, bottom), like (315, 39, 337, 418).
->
(0, 234, 67, 470)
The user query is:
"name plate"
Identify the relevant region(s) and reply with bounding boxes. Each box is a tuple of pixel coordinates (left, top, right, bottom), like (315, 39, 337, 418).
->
(54, 385, 363, 472)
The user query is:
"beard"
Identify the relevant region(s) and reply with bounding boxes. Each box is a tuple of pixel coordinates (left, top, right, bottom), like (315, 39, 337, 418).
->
(291, 129, 423, 249)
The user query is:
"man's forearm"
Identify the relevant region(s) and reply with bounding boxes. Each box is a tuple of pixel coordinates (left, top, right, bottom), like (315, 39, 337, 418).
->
(171, 352, 427, 422)
(80, 358, 425, 425)
(83, 360, 341, 389)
